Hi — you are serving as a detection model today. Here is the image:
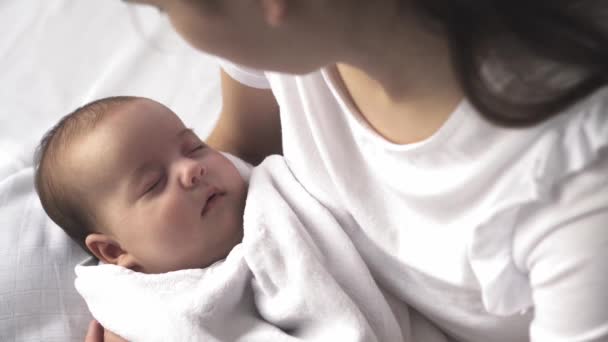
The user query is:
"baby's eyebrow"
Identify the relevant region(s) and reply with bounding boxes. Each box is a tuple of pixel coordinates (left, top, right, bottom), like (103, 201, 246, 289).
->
(127, 128, 196, 198)
(132, 161, 155, 179)
(128, 161, 158, 197)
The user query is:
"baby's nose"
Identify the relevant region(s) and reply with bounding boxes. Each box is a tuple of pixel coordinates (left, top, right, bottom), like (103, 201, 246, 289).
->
(181, 161, 206, 188)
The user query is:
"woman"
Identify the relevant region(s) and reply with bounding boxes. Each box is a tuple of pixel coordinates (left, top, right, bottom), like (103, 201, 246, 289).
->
(89, 0, 608, 340)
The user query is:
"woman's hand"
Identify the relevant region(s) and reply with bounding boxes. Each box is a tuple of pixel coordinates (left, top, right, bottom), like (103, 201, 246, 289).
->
(85, 320, 128, 342)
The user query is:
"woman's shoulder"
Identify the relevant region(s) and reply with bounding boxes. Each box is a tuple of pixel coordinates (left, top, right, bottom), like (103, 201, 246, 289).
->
(466, 87, 608, 316)
(532, 85, 608, 190)
(511, 86, 608, 252)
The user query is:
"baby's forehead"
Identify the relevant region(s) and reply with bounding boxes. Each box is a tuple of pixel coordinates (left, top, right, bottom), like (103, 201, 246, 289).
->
(68, 101, 185, 178)
(66, 98, 187, 166)
(103, 99, 182, 131)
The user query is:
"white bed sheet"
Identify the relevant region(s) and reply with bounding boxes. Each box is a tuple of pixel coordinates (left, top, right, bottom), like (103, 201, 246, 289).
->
(0, 0, 222, 340)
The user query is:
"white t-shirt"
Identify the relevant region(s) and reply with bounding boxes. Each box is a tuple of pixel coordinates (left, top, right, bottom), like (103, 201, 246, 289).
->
(220, 61, 608, 342)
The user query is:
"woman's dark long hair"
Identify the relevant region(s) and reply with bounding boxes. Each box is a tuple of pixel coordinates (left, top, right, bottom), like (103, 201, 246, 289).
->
(413, 0, 608, 126)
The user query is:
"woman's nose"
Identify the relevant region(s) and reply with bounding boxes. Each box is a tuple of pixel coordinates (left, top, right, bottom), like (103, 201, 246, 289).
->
(180, 160, 206, 188)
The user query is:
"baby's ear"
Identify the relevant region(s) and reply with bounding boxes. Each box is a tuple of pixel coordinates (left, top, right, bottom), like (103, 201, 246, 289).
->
(85, 233, 125, 265)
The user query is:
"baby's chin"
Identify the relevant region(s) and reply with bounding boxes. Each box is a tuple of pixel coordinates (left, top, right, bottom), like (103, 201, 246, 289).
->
(156, 233, 244, 273)
(138, 225, 245, 274)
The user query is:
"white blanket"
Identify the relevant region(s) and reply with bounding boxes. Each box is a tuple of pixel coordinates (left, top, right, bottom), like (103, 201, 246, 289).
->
(0, 1, 222, 339)
(74, 156, 411, 342)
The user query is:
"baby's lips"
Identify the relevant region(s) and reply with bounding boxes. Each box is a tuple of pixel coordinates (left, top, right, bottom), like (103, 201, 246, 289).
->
(201, 186, 220, 216)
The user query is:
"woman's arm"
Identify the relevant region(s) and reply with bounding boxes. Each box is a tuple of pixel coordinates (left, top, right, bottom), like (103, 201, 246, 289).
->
(206, 69, 281, 165)
(85, 321, 128, 342)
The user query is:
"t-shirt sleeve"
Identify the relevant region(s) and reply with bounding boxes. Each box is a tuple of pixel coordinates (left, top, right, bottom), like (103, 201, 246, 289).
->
(217, 59, 271, 90)
(514, 157, 608, 341)
(528, 211, 608, 341)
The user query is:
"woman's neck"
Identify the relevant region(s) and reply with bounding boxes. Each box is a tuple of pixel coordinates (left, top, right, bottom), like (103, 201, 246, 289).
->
(340, 3, 461, 103)
(331, 3, 465, 144)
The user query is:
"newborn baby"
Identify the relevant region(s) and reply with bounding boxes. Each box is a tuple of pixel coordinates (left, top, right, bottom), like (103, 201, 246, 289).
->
(35, 96, 247, 274)
(35, 97, 448, 342)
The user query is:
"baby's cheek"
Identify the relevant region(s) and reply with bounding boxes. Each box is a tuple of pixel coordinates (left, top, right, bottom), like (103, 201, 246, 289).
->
(140, 205, 178, 241)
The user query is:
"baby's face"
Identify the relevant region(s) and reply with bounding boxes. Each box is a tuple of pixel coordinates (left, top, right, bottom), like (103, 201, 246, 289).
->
(69, 99, 246, 273)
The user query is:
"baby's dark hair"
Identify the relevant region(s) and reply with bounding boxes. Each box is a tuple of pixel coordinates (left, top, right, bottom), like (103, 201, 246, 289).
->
(34, 96, 139, 256)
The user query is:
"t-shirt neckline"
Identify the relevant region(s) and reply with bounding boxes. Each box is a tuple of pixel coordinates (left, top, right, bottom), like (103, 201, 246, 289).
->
(321, 65, 469, 154)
